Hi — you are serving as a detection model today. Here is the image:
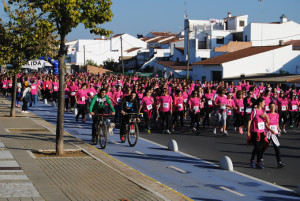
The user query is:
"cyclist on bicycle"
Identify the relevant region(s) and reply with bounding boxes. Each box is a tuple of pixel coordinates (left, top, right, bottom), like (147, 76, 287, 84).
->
(90, 88, 115, 144)
(120, 91, 140, 142)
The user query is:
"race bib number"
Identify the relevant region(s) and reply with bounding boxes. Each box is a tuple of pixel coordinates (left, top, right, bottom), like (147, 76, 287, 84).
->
(265, 106, 270, 111)
(208, 100, 213, 106)
(81, 97, 85, 101)
(220, 104, 226, 110)
(126, 102, 132, 108)
(178, 104, 183, 109)
(90, 92, 94, 96)
(258, 122, 265, 130)
(147, 104, 153, 110)
(227, 109, 232, 115)
(54, 86, 58, 90)
(281, 106, 286, 111)
(32, 86, 36, 90)
(163, 103, 169, 108)
(46, 85, 49, 88)
(117, 98, 121, 103)
(292, 105, 298, 110)
(270, 125, 278, 134)
(239, 107, 244, 112)
(193, 106, 199, 111)
(260, 90, 263, 93)
(184, 99, 187, 103)
(246, 107, 252, 113)
(9, 84, 12, 87)
(71, 92, 76, 96)
(3, 85, 6, 87)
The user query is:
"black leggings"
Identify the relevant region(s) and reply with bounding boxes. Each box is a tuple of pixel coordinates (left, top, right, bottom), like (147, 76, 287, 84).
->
(160, 111, 170, 130)
(268, 136, 281, 163)
(172, 111, 184, 127)
(289, 111, 298, 125)
(251, 132, 265, 163)
(203, 107, 213, 127)
(70, 96, 76, 108)
(65, 98, 69, 110)
(76, 104, 86, 119)
(235, 113, 244, 127)
(279, 111, 288, 125)
(143, 110, 152, 129)
(190, 112, 200, 129)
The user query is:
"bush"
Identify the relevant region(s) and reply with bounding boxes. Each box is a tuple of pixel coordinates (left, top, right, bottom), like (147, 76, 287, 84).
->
(103, 58, 121, 72)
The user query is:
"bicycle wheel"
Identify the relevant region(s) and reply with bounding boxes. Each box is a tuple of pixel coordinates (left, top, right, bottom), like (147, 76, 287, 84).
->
(99, 123, 108, 149)
(128, 122, 139, 147)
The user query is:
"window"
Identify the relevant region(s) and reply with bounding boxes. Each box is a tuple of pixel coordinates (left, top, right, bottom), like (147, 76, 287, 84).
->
(176, 57, 179, 62)
(239, 21, 245, 27)
(201, 58, 207, 61)
(244, 35, 248, 42)
(216, 37, 224, 44)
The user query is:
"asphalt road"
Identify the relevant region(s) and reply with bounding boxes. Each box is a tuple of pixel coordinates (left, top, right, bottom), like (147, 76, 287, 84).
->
(140, 120, 300, 191)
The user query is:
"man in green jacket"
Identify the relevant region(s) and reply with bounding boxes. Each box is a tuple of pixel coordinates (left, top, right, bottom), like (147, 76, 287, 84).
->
(90, 88, 115, 144)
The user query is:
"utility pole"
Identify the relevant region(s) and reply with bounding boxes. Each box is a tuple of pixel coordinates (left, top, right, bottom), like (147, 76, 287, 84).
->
(83, 45, 86, 71)
(186, 19, 190, 80)
(120, 35, 124, 74)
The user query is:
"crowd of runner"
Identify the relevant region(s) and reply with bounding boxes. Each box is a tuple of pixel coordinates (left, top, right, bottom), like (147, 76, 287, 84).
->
(1, 72, 299, 168)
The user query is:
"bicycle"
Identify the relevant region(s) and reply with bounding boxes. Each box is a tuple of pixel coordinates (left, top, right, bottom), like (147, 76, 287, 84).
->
(95, 113, 110, 149)
(123, 113, 140, 147)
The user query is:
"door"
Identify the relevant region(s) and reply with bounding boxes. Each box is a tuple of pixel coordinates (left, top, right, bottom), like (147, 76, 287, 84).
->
(212, 71, 222, 82)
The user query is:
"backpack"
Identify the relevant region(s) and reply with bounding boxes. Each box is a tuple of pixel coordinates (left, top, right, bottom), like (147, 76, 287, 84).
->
(24, 90, 31, 102)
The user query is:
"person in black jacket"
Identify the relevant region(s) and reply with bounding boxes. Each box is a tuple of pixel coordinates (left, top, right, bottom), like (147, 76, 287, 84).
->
(243, 90, 256, 129)
(120, 91, 140, 142)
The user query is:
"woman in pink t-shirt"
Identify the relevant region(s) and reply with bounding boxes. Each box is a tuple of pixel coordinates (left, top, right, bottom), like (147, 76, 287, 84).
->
(188, 90, 201, 134)
(75, 83, 88, 123)
(247, 97, 269, 169)
(234, 91, 245, 134)
(266, 102, 284, 168)
(52, 78, 59, 103)
(288, 92, 299, 128)
(64, 83, 70, 112)
(157, 88, 173, 134)
(172, 90, 185, 132)
(278, 91, 289, 133)
(214, 89, 229, 135)
(139, 89, 154, 133)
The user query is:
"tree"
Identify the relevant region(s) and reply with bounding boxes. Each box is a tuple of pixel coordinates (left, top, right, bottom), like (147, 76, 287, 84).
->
(23, 0, 113, 155)
(0, 0, 57, 117)
(103, 58, 120, 72)
(86, 59, 99, 67)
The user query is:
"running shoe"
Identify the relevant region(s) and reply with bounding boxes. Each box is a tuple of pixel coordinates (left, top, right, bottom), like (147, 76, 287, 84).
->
(147, 129, 151, 134)
(92, 136, 97, 145)
(166, 130, 171, 135)
(278, 162, 285, 168)
(256, 163, 264, 169)
(283, 128, 286, 134)
(250, 160, 256, 169)
(290, 125, 294, 128)
(171, 128, 175, 132)
(220, 127, 224, 132)
(223, 130, 228, 136)
(213, 128, 217, 134)
(24, 111, 29, 113)
(21, 111, 25, 113)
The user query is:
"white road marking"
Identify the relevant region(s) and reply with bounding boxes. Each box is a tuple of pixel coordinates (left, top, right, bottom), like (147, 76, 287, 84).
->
(167, 166, 187, 174)
(65, 119, 70, 122)
(110, 140, 120, 144)
(220, 186, 245, 197)
(135, 151, 148, 157)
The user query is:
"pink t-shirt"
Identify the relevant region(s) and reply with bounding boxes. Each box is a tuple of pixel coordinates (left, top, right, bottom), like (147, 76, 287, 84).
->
(263, 96, 271, 112)
(278, 98, 288, 112)
(53, 82, 59, 92)
(113, 91, 123, 104)
(69, 85, 78, 96)
(188, 97, 201, 113)
(235, 99, 244, 114)
(88, 88, 96, 97)
(289, 99, 299, 111)
(204, 93, 214, 107)
(64, 88, 70, 98)
(141, 96, 154, 112)
(227, 99, 235, 115)
(31, 83, 38, 95)
(173, 96, 184, 112)
(250, 109, 266, 133)
(76, 89, 87, 105)
(267, 113, 279, 135)
(159, 95, 172, 112)
(2, 81, 7, 89)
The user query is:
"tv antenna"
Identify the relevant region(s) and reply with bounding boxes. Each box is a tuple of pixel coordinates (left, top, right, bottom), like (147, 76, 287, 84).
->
(184, 0, 188, 19)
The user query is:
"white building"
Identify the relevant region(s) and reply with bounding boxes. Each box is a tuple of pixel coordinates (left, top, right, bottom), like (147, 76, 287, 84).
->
(192, 44, 300, 82)
(184, 12, 248, 64)
(244, 14, 300, 46)
(65, 33, 148, 69)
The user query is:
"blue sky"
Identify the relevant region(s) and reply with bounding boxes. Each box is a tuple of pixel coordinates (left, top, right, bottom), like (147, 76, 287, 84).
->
(1, 0, 300, 41)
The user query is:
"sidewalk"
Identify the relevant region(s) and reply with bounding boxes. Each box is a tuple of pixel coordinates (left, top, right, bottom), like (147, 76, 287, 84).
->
(0, 98, 189, 201)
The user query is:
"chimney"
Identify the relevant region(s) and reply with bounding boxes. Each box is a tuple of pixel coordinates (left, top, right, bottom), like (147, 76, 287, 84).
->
(280, 14, 287, 23)
(228, 11, 232, 18)
(279, 40, 284, 46)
